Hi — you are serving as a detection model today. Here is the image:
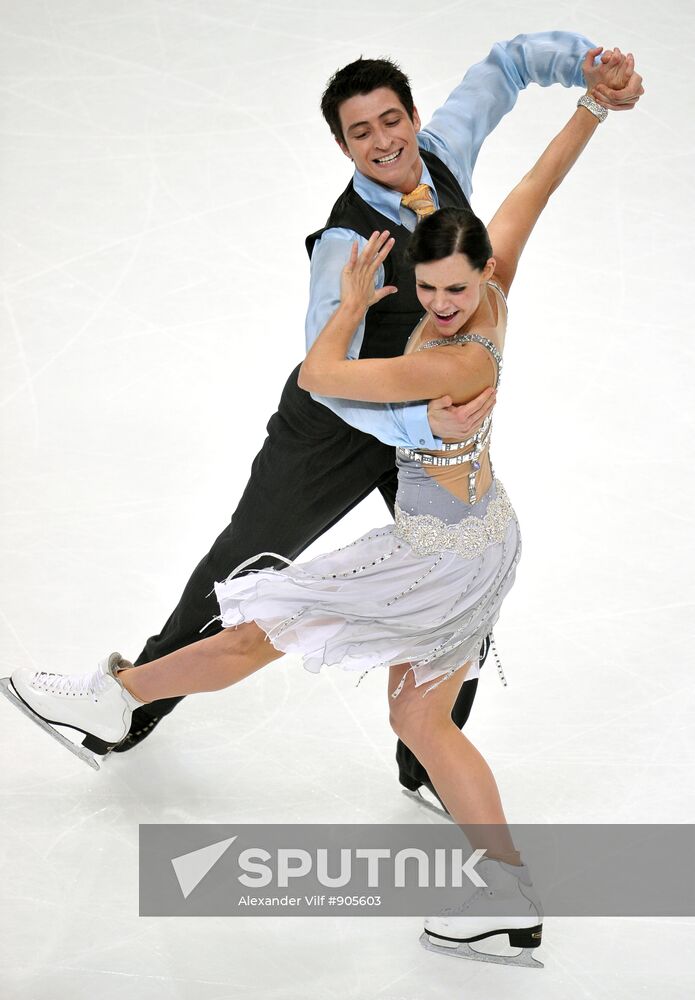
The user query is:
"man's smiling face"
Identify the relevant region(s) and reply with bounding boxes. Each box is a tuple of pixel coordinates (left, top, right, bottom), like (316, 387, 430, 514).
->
(336, 87, 423, 194)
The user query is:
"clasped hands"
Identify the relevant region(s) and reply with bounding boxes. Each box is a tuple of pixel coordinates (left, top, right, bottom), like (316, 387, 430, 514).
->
(583, 45, 644, 109)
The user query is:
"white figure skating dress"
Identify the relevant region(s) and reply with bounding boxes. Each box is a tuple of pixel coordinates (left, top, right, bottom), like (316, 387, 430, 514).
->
(215, 282, 520, 695)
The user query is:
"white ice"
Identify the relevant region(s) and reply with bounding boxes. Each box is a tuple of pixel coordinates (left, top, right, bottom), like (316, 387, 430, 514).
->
(1, 1, 693, 997)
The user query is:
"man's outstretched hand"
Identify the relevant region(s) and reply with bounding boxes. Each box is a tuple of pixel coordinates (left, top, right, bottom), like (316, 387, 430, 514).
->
(583, 46, 644, 110)
(427, 386, 496, 441)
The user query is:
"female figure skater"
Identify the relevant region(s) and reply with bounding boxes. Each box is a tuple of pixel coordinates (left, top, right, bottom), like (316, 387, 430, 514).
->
(3, 83, 621, 966)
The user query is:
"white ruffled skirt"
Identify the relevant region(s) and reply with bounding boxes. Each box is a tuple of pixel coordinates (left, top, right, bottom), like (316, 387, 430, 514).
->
(214, 480, 521, 694)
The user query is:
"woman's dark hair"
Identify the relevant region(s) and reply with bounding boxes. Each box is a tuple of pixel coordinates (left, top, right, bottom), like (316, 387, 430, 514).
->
(321, 57, 415, 144)
(407, 207, 493, 272)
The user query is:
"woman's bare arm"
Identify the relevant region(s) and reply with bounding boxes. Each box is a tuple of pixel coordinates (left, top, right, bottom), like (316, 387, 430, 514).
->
(488, 50, 634, 295)
(298, 232, 495, 403)
(487, 107, 599, 296)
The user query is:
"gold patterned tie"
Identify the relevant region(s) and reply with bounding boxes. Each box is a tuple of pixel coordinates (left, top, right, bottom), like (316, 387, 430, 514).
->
(401, 183, 436, 221)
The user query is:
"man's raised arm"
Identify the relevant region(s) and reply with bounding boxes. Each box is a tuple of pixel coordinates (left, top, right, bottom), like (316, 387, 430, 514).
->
(420, 31, 642, 200)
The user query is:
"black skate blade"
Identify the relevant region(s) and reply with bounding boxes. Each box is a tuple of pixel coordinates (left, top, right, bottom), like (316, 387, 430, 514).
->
(401, 787, 453, 822)
(419, 930, 543, 968)
(0, 677, 101, 771)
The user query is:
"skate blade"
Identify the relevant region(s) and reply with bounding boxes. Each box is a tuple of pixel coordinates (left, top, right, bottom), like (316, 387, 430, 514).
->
(401, 787, 453, 823)
(419, 931, 543, 969)
(0, 677, 101, 771)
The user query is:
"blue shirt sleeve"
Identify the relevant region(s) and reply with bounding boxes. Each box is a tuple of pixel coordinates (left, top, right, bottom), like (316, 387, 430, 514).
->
(419, 30, 595, 200)
(305, 229, 438, 449)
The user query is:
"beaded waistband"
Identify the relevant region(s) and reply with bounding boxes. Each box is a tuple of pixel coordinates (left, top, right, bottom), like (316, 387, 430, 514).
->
(393, 480, 516, 559)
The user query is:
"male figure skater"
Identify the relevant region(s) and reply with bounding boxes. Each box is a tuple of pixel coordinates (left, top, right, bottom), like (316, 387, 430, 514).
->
(112, 34, 642, 801)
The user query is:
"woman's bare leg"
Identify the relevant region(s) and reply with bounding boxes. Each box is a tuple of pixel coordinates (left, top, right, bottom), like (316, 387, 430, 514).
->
(389, 661, 520, 864)
(119, 623, 283, 703)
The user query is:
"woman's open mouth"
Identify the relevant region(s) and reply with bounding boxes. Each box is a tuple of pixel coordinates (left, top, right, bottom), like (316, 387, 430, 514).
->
(433, 309, 459, 325)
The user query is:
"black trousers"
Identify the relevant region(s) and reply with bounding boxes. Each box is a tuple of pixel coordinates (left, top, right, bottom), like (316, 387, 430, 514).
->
(134, 367, 486, 787)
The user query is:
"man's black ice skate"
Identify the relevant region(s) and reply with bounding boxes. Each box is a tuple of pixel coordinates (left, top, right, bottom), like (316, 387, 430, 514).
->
(399, 773, 452, 821)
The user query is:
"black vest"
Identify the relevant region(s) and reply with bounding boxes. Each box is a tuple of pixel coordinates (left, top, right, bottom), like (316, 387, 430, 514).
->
(305, 149, 471, 360)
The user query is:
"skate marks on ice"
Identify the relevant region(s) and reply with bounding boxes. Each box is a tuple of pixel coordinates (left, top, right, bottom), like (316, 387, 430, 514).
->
(0, 677, 104, 770)
(420, 927, 544, 968)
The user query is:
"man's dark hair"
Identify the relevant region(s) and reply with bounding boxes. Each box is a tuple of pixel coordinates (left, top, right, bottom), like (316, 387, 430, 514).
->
(321, 57, 415, 144)
(407, 208, 493, 272)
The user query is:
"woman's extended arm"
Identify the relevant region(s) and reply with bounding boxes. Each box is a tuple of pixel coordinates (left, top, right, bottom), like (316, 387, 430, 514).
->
(487, 50, 634, 295)
(297, 232, 494, 403)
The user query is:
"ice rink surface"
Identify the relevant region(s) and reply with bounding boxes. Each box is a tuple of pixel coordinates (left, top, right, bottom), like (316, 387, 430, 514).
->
(1, 0, 693, 996)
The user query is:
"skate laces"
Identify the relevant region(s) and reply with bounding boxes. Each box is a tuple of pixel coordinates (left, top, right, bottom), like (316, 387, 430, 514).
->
(33, 665, 114, 699)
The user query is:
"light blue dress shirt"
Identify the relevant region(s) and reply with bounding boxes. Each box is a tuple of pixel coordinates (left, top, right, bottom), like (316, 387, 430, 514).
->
(305, 30, 594, 449)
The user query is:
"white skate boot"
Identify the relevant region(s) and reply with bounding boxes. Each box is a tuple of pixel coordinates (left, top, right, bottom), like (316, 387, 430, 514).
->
(0, 653, 143, 770)
(421, 858, 544, 968)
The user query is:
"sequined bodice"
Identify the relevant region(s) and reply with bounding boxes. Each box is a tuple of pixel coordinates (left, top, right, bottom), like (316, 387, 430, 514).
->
(396, 280, 506, 507)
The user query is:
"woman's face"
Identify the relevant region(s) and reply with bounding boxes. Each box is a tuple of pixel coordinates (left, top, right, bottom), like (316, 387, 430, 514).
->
(415, 253, 492, 336)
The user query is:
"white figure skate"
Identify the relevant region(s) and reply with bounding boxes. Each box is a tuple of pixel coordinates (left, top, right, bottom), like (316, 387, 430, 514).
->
(421, 858, 544, 968)
(0, 653, 140, 770)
